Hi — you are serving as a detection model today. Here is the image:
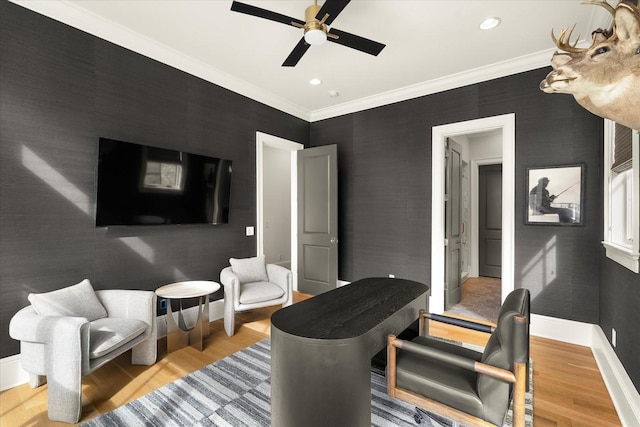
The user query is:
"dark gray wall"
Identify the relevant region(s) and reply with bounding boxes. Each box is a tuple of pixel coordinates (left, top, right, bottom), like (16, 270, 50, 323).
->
(0, 1, 308, 358)
(600, 259, 640, 389)
(311, 69, 603, 321)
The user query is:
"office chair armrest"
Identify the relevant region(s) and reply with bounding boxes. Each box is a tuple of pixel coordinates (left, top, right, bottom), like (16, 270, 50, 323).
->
(387, 334, 516, 385)
(418, 309, 496, 336)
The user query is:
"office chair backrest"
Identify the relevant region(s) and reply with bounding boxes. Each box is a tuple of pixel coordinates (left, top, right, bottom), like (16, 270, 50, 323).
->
(477, 288, 530, 425)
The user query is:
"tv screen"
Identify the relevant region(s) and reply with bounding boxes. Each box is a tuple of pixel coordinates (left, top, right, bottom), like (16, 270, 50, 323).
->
(96, 138, 232, 226)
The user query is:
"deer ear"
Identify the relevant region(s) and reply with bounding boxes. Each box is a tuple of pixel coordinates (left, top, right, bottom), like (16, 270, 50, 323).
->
(614, 3, 640, 41)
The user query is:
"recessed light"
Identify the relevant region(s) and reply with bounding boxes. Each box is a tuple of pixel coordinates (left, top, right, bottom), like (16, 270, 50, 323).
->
(328, 90, 340, 98)
(480, 17, 501, 30)
(309, 78, 322, 85)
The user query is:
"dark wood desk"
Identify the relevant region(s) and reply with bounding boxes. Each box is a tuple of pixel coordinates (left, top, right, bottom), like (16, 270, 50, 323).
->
(270, 277, 430, 427)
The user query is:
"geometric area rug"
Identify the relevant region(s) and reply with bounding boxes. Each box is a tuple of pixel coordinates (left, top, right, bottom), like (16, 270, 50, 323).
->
(81, 338, 532, 427)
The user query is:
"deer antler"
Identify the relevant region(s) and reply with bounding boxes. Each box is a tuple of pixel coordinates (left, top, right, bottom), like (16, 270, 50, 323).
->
(582, 0, 616, 17)
(584, 0, 617, 39)
(553, 0, 618, 53)
(552, 25, 586, 53)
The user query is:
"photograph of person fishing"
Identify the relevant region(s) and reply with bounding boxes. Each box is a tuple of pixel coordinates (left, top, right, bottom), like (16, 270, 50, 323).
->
(527, 164, 584, 225)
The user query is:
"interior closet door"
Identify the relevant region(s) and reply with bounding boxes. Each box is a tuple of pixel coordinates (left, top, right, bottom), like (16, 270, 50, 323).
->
(445, 138, 463, 309)
(297, 145, 338, 295)
(479, 164, 502, 278)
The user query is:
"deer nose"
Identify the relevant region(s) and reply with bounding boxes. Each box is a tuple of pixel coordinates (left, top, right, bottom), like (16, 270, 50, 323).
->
(540, 78, 553, 92)
(540, 71, 557, 92)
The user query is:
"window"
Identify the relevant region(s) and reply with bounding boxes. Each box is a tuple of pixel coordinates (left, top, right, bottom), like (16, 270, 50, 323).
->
(140, 146, 185, 193)
(602, 120, 639, 273)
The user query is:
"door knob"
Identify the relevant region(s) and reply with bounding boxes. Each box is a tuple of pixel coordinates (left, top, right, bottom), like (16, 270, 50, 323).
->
(330, 237, 338, 244)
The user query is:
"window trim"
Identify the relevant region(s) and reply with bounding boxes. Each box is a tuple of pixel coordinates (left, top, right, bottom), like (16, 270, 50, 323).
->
(602, 119, 639, 273)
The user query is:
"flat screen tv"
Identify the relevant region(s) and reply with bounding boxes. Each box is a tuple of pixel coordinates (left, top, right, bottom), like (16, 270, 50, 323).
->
(96, 138, 232, 227)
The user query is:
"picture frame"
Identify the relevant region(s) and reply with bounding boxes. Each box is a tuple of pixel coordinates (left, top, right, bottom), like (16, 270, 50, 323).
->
(526, 164, 584, 226)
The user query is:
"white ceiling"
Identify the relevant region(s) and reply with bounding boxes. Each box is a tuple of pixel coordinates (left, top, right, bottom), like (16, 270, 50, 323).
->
(13, 0, 612, 121)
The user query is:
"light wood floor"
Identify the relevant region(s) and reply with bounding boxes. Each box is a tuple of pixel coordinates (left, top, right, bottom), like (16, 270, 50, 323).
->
(0, 292, 621, 426)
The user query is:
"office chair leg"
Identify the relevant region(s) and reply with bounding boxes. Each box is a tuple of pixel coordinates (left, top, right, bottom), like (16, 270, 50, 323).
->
(415, 407, 462, 426)
(414, 407, 423, 424)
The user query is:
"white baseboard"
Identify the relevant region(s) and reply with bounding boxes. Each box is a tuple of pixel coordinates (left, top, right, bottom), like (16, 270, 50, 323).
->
(530, 314, 594, 346)
(1, 299, 226, 392)
(591, 326, 640, 426)
(1, 354, 27, 391)
(2, 309, 639, 427)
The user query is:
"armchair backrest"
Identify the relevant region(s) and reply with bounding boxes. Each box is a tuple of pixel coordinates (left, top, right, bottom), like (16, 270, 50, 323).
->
(477, 288, 530, 424)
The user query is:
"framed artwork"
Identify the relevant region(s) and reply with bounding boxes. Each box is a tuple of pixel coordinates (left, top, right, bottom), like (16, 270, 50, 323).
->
(526, 164, 584, 226)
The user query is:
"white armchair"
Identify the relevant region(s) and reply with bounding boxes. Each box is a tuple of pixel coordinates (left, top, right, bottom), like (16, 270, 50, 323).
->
(9, 279, 157, 423)
(220, 256, 292, 336)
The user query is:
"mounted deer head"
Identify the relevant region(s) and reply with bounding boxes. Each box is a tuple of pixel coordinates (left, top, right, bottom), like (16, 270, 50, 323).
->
(540, 0, 640, 130)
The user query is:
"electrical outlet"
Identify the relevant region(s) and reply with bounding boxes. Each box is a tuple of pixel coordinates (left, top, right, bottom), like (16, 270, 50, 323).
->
(160, 298, 167, 310)
(246, 226, 255, 236)
(612, 328, 617, 347)
(389, 274, 395, 278)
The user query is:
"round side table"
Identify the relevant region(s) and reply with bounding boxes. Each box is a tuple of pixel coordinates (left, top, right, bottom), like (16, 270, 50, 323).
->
(156, 280, 220, 352)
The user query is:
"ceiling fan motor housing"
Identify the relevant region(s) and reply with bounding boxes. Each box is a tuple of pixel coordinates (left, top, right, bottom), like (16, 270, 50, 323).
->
(304, 4, 328, 45)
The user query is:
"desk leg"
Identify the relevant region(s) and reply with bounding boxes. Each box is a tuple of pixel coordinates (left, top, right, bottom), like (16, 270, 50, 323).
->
(271, 329, 371, 427)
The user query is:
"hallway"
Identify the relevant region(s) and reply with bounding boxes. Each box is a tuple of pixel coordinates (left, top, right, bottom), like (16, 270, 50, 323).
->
(445, 276, 501, 323)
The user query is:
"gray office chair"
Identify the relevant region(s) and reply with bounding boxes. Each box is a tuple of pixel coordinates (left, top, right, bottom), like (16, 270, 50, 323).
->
(387, 288, 530, 427)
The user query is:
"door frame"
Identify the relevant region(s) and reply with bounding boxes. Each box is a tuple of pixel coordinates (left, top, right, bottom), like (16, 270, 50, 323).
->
(431, 114, 515, 314)
(256, 131, 304, 291)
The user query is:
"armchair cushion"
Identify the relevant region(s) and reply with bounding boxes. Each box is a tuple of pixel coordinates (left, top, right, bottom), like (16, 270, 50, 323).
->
(28, 279, 107, 321)
(238, 281, 285, 304)
(396, 336, 485, 420)
(89, 318, 149, 359)
(229, 256, 269, 284)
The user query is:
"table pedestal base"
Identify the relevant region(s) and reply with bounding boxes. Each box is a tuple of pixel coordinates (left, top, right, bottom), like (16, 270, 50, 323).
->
(270, 278, 430, 427)
(166, 295, 210, 352)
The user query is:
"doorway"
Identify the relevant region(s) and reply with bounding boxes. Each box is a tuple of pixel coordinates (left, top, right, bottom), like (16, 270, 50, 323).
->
(431, 114, 515, 314)
(256, 132, 303, 290)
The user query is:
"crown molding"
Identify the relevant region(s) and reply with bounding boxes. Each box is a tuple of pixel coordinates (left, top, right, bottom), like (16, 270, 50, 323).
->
(309, 50, 555, 122)
(9, 0, 614, 124)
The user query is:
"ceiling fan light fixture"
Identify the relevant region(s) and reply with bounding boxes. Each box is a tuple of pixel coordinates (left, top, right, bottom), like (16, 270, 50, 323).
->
(304, 28, 327, 45)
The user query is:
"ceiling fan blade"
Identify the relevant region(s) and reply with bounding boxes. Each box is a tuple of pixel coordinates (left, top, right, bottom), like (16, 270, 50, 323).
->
(282, 38, 311, 67)
(231, 1, 304, 27)
(327, 28, 385, 56)
(315, 0, 350, 26)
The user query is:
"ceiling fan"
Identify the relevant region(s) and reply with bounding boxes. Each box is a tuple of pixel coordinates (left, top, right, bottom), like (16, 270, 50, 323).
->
(230, 0, 385, 66)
